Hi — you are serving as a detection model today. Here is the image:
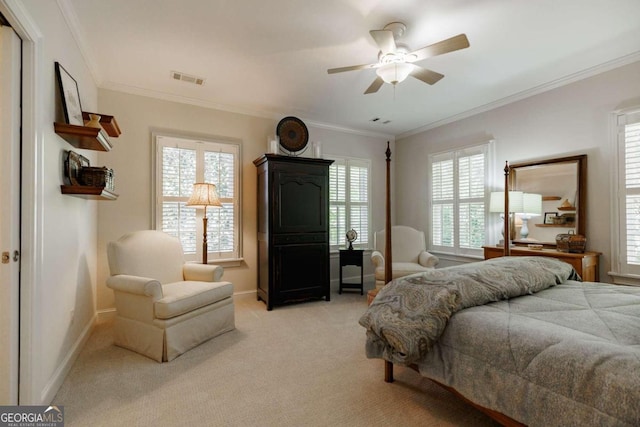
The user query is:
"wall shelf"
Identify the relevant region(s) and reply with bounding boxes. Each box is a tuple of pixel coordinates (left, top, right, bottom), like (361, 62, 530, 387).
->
(81, 112, 121, 137)
(535, 223, 575, 228)
(54, 122, 113, 151)
(60, 185, 118, 200)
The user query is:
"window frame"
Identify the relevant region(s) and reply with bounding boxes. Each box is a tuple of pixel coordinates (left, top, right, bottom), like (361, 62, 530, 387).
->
(428, 143, 490, 258)
(610, 107, 640, 284)
(325, 155, 372, 251)
(153, 131, 242, 265)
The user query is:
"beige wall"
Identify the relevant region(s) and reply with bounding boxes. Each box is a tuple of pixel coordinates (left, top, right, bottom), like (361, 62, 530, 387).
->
(96, 89, 392, 311)
(396, 60, 640, 276)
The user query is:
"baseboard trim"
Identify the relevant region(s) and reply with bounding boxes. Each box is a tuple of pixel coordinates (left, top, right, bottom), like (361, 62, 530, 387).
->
(40, 313, 96, 404)
(96, 308, 117, 323)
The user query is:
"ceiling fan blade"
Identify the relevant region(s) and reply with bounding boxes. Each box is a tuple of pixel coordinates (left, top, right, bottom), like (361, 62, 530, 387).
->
(369, 29, 397, 55)
(364, 77, 384, 94)
(409, 34, 470, 62)
(411, 67, 445, 85)
(327, 63, 376, 74)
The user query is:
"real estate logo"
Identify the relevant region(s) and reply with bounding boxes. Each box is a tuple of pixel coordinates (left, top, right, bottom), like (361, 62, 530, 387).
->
(0, 405, 64, 427)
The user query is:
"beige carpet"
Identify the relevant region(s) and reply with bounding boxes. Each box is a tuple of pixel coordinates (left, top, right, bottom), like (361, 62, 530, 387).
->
(53, 292, 499, 427)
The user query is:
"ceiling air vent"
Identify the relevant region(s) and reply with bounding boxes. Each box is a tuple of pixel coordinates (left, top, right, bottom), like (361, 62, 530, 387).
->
(171, 71, 205, 86)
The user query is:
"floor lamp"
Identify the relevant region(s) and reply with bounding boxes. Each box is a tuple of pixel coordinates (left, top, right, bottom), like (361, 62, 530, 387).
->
(187, 183, 222, 264)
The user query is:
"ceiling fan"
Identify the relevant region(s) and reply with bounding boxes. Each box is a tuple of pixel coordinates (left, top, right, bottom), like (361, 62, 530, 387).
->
(327, 22, 470, 94)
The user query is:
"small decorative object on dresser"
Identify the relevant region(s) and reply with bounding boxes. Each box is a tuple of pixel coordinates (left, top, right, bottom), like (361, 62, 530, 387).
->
(556, 230, 586, 253)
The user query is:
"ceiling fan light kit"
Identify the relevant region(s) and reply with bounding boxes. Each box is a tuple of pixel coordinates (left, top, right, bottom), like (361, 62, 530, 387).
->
(327, 22, 470, 94)
(376, 62, 414, 85)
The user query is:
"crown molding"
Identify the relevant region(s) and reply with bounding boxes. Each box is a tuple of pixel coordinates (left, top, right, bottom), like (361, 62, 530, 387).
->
(100, 80, 394, 140)
(398, 53, 640, 140)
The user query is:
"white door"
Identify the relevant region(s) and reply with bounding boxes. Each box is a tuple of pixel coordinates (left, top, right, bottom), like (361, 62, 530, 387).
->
(0, 23, 21, 405)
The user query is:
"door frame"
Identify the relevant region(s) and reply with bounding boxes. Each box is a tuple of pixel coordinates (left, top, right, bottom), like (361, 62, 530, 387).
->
(0, 0, 43, 404)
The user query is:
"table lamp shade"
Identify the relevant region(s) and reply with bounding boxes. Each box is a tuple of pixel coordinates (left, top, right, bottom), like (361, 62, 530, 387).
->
(519, 193, 542, 216)
(489, 191, 523, 213)
(186, 183, 222, 208)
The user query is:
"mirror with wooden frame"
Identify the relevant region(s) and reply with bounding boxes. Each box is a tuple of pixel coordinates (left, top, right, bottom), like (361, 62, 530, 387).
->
(509, 155, 587, 246)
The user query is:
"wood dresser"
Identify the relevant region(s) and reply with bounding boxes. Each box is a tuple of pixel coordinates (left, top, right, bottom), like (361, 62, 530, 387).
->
(482, 246, 601, 282)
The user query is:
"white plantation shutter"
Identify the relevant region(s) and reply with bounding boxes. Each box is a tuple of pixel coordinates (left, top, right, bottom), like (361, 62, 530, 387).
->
(161, 147, 197, 253)
(204, 151, 235, 254)
(429, 144, 488, 255)
(329, 161, 347, 246)
(431, 156, 454, 247)
(156, 134, 241, 261)
(458, 151, 485, 249)
(328, 157, 371, 249)
(615, 109, 640, 275)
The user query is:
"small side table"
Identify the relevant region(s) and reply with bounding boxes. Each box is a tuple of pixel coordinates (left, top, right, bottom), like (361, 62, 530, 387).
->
(339, 249, 364, 295)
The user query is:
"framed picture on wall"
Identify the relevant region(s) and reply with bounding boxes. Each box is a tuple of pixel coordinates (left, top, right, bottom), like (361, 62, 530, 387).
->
(55, 62, 84, 126)
(544, 212, 557, 224)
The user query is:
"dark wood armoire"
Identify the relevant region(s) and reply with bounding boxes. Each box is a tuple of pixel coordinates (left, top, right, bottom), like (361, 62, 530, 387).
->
(253, 154, 334, 310)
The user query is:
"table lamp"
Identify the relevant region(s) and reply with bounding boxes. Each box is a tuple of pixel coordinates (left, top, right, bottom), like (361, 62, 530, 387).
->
(517, 193, 542, 240)
(489, 191, 523, 243)
(186, 183, 222, 264)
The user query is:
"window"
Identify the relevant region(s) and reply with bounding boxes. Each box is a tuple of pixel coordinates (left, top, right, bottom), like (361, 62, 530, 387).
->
(327, 157, 371, 250)
(155, 133, 241, 262)
(612, 108, 640, 280)
(429, 144, 488, 256)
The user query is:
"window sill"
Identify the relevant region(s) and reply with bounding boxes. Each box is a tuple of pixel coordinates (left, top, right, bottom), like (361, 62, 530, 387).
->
(187, 258, 244, 268)
(607, 271, 640, 287)
(429, 251, 484, 263)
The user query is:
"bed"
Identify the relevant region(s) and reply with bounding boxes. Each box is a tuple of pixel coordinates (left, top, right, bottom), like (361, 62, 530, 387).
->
(359, 146, 640, 427)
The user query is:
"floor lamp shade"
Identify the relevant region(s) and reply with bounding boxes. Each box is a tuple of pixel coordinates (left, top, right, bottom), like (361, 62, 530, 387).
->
(186, 183, 222, 264)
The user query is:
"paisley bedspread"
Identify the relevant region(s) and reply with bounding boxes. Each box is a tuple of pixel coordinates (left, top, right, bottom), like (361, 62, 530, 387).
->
(359, 256, 577, 364)
(359, 256, 640, 426)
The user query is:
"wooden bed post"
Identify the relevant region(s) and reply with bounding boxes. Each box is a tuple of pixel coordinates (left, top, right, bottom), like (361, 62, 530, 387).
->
(384, 142, 395, 383)
(503, 161, 511, 256)
(384, 142, 393, 287)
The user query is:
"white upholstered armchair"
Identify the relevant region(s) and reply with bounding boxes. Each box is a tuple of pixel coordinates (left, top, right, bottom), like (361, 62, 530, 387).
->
(106, 230, 235, 362)
(371, 225, 439, 288)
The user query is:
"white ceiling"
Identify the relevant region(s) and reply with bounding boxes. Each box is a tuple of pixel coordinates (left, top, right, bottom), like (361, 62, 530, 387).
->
(65, 0, 640, 138)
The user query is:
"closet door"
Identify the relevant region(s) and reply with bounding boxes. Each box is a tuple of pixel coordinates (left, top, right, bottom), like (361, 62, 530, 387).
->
(0, 23, 21, 405)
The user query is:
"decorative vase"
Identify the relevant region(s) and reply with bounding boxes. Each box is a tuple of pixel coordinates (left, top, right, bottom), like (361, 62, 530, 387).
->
(85, 114, 102, 129)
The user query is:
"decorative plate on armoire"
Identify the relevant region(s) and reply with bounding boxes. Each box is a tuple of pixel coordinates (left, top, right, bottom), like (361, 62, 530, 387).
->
(276, 116, 308, 155)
